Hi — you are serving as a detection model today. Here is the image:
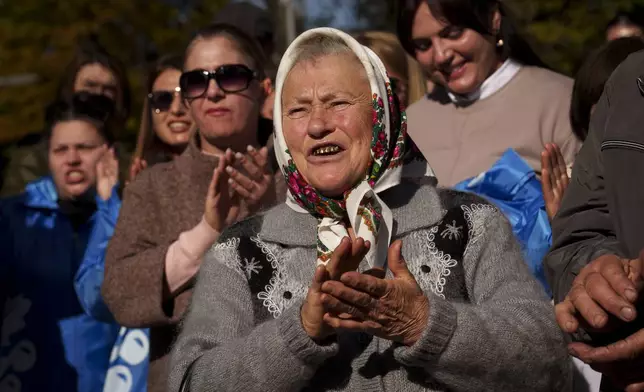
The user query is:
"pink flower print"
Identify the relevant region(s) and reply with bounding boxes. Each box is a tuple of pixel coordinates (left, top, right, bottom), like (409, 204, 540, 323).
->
(372, 110, 378, 125)
(303, 187, 320, 204)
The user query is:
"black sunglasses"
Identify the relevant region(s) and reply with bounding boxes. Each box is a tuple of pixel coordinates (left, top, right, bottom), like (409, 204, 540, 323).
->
(148, 87, 181, 113)
(179, 64, 258, 99)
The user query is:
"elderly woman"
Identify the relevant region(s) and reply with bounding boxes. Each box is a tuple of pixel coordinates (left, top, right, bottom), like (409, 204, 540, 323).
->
(168, 28, 571, 392)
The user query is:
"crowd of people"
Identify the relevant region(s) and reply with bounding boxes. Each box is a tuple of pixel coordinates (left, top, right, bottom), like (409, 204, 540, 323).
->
(2, 0, 644, 391)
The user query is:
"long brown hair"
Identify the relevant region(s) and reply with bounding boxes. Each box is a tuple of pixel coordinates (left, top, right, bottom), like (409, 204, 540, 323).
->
(132, 54, 184, 168)
(355, 31, 428, 105)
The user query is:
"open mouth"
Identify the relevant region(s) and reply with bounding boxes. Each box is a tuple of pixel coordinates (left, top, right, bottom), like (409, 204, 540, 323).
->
(168, 121, 190, 133)
(312, 144, 342, 156)
(66, 170, 85, 184)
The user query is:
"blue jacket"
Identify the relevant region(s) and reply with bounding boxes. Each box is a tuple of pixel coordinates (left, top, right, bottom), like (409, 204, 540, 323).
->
(0, 177, 119, 392)
(74, 190, 149, 392)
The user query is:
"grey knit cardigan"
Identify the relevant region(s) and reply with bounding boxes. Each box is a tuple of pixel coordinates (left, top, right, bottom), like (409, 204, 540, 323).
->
(168, 182, 572, 392)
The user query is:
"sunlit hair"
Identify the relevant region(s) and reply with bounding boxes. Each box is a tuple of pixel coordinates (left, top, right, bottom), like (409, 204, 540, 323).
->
(355, 30, 427, 105)
(133, 54, 184, 168)
(184, 23, 266, 80)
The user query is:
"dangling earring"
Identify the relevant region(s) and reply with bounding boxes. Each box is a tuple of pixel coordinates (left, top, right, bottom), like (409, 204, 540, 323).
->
(496, 38, 504, 47)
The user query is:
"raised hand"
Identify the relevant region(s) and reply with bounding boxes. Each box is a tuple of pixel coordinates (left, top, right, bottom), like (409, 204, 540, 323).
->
(96, 146, 119, 201)
(127, 157, 148, 184)
(325, 236, 371, 280)
(224, 146, 274, 217)
(301, 236, 370, 341)
(320, 240, 430, 346)
(301, 266, 334, 341)
(541, 143, 570, 221)
(204, 154, 242, 233)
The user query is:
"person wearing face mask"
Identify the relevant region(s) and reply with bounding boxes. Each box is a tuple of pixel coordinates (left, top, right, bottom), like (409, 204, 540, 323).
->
(101, 24, 282, 392)
(0, 96, 121, 392)
(1, 39, 131, 197)
(73, 54, 197, 392)
(397, 0, 581, 187)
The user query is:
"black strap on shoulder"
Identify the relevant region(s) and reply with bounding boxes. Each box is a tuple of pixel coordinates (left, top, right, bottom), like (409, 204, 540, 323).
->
(178, 355, 201, 392)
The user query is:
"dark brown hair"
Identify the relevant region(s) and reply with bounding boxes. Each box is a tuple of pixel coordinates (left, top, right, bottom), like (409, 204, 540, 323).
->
(570, 37, 644, 141)
(45, 95, 114, 145)
(397, 0, 545, 68)
(56, 38, 131, 127)
(132, 54, 185, 168)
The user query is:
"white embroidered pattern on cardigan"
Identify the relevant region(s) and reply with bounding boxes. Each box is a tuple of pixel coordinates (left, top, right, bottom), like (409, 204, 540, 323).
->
(407, 227, 458, 299)
(209, 238, 245, 278)
(462, 204, 496, 251)
(252, 236, 307, 319)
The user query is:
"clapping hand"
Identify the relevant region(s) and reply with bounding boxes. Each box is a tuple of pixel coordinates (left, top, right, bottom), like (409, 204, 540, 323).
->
(127, 157, 148, 185)
(96, 145, 119, 201)
(301, 237, 370, 341)
(320, 240, 430, 346)
(540, 143, 570, 221)
(204, 153, 242, 233)
(225, 146, 273, 217)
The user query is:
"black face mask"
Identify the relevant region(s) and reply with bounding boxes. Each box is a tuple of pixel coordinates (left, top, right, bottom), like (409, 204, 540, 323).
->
(57, 188, 97, 230)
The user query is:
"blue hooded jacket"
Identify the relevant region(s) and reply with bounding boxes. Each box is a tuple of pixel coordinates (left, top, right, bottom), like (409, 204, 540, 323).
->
(0, 177, 119, 392)
(73, 187, 149, 392)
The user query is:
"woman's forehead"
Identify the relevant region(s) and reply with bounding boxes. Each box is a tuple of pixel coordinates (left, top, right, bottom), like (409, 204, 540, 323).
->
(185, 37, 250, 70)
(283, 54, 368, 93)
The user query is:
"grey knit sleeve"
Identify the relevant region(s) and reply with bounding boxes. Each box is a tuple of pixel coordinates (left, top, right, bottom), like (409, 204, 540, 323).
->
(167, 239, 339, 392)
(395, 206, 573, 392)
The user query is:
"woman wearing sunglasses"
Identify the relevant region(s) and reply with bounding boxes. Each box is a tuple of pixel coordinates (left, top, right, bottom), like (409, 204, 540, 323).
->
(129, 54, 197, 180)
(101, 24, 281, 392)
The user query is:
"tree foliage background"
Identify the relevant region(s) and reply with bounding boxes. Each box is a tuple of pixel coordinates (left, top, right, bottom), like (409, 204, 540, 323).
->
(0, 0, 226, 144)
(1, 0, 644, 145)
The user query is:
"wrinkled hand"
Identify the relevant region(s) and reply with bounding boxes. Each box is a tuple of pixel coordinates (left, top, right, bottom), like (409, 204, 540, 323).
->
(225, 146, 273, 217)
(301, 237, 370, 340)
(320, 240, 430, 346)
(541, 143, 570, 221)
(556, 254, 643, 334)
(569, 328, 644, 392)
(96, 145, 119, 201)
(204, 154, 241, 233)
(560, 252, 644, 390)
(127, 157, 148, 184)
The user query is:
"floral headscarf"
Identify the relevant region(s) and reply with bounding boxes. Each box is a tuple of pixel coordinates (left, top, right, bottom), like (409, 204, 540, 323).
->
(273, 28, 435, 269)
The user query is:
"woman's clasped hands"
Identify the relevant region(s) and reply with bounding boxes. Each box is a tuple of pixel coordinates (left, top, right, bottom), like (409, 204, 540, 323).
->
(301, 237, 431, 346)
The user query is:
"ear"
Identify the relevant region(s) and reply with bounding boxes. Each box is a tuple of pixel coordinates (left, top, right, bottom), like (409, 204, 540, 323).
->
(492, 8, 502, 35)
(260, 77, 273, 99)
